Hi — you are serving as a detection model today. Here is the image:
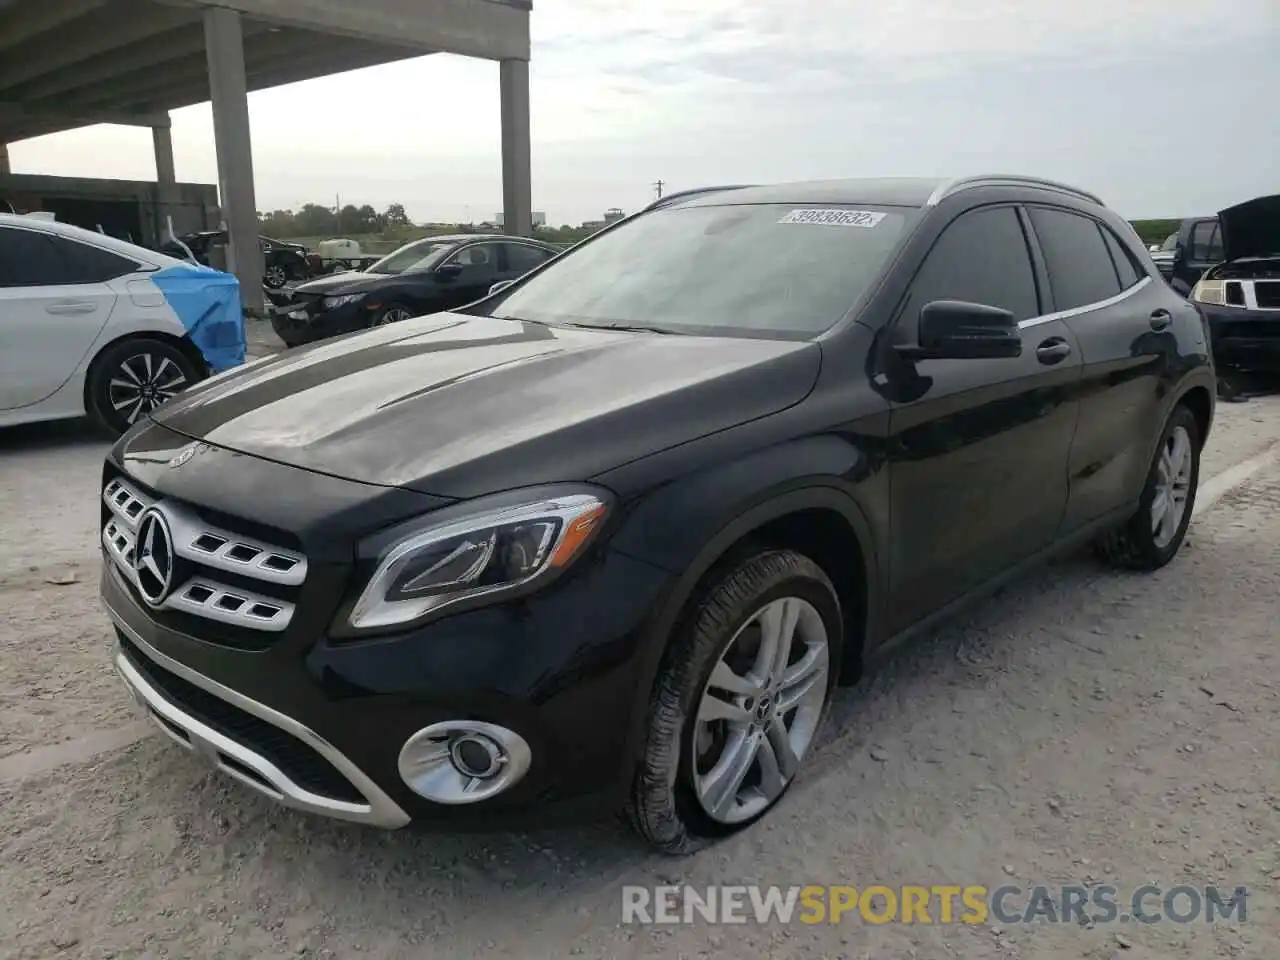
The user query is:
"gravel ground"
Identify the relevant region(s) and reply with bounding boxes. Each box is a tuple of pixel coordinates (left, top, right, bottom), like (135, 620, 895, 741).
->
(1, 395, 1278, 959)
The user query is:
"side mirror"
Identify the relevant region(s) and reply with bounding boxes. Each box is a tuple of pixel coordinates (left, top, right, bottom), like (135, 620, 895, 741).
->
(488, 280, 514, 296)
(435, 261, 464, 280)
(899, 300, 1022, 361)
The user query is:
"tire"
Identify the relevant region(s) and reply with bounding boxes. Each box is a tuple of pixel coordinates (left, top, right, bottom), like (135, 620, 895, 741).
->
(628, 549, 843, 854)
(1094, 403, 1201, 571)
(86, 337, 203, 436)
(370, 303, 413, 327)
(263, 263, 288, 288)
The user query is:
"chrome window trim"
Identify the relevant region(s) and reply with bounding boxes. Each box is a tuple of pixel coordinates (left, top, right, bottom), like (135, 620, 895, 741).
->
(105, 600, 410, 828)
(1018, 276, 1152, 329)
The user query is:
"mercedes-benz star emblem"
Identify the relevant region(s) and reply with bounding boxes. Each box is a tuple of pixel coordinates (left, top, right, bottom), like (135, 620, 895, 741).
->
(167, 443, 199, 469)
(133, 509, 175, 606)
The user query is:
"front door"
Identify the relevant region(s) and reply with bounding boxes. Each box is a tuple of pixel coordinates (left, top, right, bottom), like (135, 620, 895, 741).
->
(435, 241, 501, 310)
(879, 204, 1083, 632)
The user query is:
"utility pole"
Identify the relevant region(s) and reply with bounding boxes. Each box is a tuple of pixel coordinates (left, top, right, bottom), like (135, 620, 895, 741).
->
(653, 180, 665, 200)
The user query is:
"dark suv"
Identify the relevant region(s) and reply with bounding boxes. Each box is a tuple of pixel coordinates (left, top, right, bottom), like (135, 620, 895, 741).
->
(100, 175, 1215, 852)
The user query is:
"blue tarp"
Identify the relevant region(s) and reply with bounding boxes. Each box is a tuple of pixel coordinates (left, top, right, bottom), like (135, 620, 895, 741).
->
(151, 264, 246, 373)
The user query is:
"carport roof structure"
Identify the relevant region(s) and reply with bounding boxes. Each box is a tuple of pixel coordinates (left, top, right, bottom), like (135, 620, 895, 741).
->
(0, 0, 533, 310)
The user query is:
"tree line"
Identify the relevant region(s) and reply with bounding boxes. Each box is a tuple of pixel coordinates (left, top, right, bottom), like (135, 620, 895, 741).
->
(258, 202, 412, 239)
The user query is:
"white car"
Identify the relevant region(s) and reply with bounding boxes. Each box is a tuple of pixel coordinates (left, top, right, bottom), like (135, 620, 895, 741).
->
(0, 213, 246, 435)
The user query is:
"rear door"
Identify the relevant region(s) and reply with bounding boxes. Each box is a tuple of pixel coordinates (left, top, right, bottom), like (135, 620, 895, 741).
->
(883, 204, 1084, 631)
(1026, 206, 1190, 530)
(498, 241, 556, 283)
(0, 226, 133, 410)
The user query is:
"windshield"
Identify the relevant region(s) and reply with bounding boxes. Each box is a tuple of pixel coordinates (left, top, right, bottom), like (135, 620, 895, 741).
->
(368, 239, 456, 275)
(1160, 233, 1178, 252)
(487, 202, 913, 337)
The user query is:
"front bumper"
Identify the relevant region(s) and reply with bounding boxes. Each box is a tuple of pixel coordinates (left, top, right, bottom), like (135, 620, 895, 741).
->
(109, 603, 410, 827)
(1200, 304, 1280, 372)
(268, 300, 367, 346)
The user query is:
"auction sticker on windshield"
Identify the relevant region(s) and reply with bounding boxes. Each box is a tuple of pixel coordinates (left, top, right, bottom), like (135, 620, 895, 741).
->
(778, 208, 886, 227)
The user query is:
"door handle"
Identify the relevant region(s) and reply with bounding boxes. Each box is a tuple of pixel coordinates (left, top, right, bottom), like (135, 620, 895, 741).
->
(45, 300, 97, 315)
(1149, 309, 1173, 331)
(1035, 338, 1072, 365)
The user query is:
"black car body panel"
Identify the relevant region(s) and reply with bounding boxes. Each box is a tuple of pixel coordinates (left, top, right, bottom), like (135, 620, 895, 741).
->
(149, 313, 822, 498)
(101, 175, 1216, 832)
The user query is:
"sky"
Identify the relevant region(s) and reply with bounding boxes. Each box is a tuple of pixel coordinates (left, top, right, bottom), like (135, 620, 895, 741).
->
(8, 0, 1279, 226)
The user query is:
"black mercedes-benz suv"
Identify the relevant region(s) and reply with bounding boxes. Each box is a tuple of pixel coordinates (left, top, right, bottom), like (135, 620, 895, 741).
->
(100, 175, 1216, 853)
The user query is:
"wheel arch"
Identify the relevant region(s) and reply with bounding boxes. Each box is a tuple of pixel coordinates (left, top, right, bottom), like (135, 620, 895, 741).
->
(621, 484, 880, 768)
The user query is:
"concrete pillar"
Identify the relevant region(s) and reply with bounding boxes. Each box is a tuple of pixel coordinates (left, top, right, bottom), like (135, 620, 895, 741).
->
(152, 119, 179, 245)
(203, 6, 263, 313)
(0, 142, 9, 175)
(499, 59, 532, 237)
(152, 122, 176, 185)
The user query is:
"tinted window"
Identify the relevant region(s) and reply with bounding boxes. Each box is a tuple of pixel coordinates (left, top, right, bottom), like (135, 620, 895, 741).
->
(1029, 207, 1122, 310)
(489, 203, 912, 337)
(504, 243, 553, 274)
(903, 206, 1039, 323)
(1100, 226, 1141, 289)
(55, 238, 137, 282)
(1190, 220, 1221, 261)
(0, 227, 71, 287)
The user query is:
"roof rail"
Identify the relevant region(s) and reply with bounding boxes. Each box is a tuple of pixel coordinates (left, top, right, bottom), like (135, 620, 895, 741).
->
(926, 174, 1105, 208)
(641, 184, 757, 213)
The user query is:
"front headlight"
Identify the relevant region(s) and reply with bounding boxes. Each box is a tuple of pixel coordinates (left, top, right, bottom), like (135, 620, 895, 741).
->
(1190, 279, 1225, 305)
(322, 293, 366, 309)
(347, 488, 610, 630)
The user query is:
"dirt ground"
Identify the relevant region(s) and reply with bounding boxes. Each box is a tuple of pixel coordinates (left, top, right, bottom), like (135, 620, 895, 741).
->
(1, 394, 1278, 960)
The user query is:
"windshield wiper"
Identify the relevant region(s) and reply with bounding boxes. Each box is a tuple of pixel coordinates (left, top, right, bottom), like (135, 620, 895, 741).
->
(563, 321, 681, 335)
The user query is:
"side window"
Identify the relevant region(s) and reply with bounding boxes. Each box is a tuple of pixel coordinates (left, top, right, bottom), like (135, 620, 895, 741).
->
(445, 243, 499, 279)
(1206, 223, 1224, 263)
(54, 238, 139, 283)
(1099, 225, 1142, 290)
(903, 206, 1039, 324)
(0, 227, 71, 287)
(1028, 207, 1122, 311)
(504, 243, 552, 275)
(1190, 220, 1218, 260)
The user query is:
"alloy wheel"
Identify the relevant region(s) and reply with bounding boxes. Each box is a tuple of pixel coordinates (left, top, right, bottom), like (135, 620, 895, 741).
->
(376, 306, 412, 326)
(107, 352, 189, 426)
(692, 596, 830, 824)
(1151, 424, 1193, 549)
(264, 265, 287, 288)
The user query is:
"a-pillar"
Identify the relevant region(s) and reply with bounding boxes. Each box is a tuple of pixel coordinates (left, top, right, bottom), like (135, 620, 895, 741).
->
(203, 5, 263, 313)
(152, 116, 178, 244)
(499, 59, 532, 237)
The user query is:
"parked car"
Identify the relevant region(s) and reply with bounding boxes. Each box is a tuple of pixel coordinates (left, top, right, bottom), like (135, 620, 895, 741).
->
(159, 231, 313, 289)
(0, 213, 244, 435)
(1150, 232, 1177, 280)
(99, 175, 1214, 852)
(1188, 193, 1280, 374)
(264, 234, 559, 347)
(1157, 215, 1224, 296)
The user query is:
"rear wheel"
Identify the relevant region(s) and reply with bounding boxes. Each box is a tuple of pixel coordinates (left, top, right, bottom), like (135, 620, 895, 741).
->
(1095, 404, 1201, 570)
(87, 338, 202, 436)
(628, 549, 841, 854)
(263, 263, 288, 288)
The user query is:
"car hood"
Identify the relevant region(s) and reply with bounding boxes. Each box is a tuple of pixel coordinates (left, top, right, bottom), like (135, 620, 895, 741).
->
(150, 313, 821, 498)
(292, 271, 389, 296)
(1218, 194, 1280, 261)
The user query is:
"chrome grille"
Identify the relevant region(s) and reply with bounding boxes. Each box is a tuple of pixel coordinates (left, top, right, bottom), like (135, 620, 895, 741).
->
(101, 477, 305, 633)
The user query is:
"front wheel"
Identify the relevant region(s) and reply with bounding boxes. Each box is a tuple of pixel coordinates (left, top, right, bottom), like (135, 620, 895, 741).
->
(628, 549, 842, 854)
(86, 338, 203, 436)
(1095, 404, 1201, 570)
(370, 303, 413, 327)
(263, 263, 288, 288)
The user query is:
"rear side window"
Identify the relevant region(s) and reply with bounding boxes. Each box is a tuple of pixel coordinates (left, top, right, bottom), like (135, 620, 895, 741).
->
(504, 242, 553, 274)
(56, 238, 138, 282)
(1100, 226, 1142, 289)
(903, 206, 1039, 323)
(1029, 207, 1122, 311)
(1190, 220, 1224, 262)
(0, 227, 69, 287)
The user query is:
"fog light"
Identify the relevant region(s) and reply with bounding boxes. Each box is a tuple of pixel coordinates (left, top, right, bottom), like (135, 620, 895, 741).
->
(398, 720, 531, 804)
